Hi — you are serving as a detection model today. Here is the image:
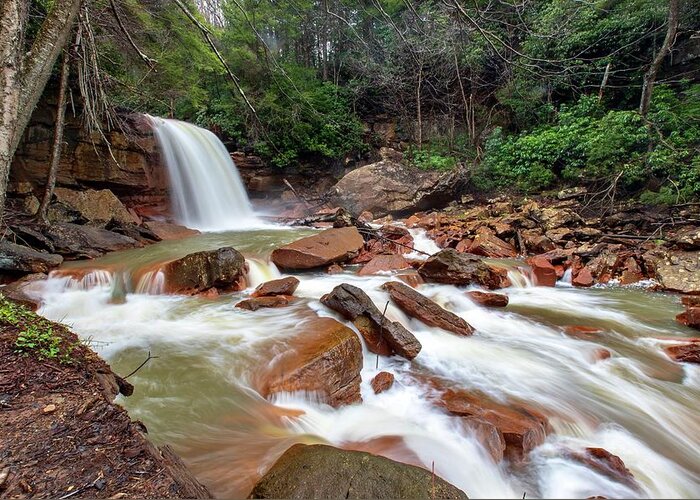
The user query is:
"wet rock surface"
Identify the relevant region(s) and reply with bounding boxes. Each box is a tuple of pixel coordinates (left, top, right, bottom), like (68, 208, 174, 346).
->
(161, 247, 246, 295)
(418, 249, 504, 289)
(252, 276, 300, 297)
(257, 317, 363, 407)
(235, 296, 291, 310)
(382, 281, 474, 336)
(248, 444, 468, 499)
(371, 371, 395, 394)
(466, 291, 509, 308)
(0, 241, 63, 275)
(321, 283, 422, 360)
(271, 227, 364, 269)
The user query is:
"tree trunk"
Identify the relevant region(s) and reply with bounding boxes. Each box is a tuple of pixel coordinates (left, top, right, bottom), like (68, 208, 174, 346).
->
(38, 48, 71, 223)
(639, 0, 679, 117)
(416, 63, 423, 146)
(0, 0, 26, 224)
(0, 0, 82, 220)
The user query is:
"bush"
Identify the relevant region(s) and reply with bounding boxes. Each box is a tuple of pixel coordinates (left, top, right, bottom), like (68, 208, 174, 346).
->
(474, 87, 700, 201)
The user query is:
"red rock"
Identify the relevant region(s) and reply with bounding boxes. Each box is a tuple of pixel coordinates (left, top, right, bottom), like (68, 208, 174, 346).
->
(554, 264, 566, 279)
(199, 288, 219, 299)
(455, 238, 473, 253)
(566, 448, 638, 491)
(681, 295, 700, 308)
(235, 295, 291, 311)
(321, 283, 422, 360)
(161, 247, 246, 295)
(675, 307, 700, 329)
(358, 255, 411, 276)
(441, 389, 549, 461)
(573, 267, 594, 287)
(371, 372, 395, 394)
(463, 417, 506, 463)
(271, 227, 364, 269)
(143, 221, 200, 241)
(468, 231, 517, 258)
(663, 343, 700, 364)
(418, 249, 505, 289)
(382, 281, 474, 336)
(256, 317, 363, 407)
(396, 272, 425, 288)
(527, 256, 557, 287)
(591, 348, 611, 362)
(326, 263, 343, 274)
(466, 291, 509, 308)
(405, 215, 421, 228)
(564, 325, 604, 338)
(357, 211, 374, 223)
(252, 276, 300, 297)
(620, 257, 643, 285)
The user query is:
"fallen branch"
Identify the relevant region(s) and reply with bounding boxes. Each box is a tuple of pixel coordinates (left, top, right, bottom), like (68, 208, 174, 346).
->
(123, 351, 158, 379)
(110, 0, 157, 70)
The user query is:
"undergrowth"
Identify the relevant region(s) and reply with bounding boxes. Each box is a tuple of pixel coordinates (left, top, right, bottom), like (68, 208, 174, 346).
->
(0, 297, 78, 364)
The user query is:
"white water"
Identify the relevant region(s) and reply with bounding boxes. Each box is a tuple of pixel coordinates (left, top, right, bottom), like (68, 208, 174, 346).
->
(148, 116, 258, 231)
(30, 249, 700, 499)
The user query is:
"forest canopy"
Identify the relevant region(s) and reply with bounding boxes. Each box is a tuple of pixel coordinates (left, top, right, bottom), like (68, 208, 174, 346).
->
(8, 0, 700, 202)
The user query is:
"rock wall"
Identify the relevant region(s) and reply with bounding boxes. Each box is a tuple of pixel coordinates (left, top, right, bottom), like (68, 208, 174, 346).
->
(10, 96, 167, 197)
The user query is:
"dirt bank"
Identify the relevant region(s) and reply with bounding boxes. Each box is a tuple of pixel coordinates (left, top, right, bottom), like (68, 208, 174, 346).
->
(0, 297, 211, 499)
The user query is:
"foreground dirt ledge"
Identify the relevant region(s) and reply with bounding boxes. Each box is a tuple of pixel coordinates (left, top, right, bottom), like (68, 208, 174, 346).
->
(0, 298, 211, 499)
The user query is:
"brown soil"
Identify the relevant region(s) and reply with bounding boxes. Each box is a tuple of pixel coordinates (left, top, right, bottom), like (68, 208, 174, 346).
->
(0, 300, 211, 499)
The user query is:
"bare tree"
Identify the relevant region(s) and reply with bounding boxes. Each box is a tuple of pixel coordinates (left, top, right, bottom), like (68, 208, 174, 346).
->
(639, 0, 679, 117)
(0, 0, 82, 220)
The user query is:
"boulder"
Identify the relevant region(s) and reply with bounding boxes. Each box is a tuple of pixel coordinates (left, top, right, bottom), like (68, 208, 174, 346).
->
(675, 307, 700, 329)
(396, 271, 425, 288)
(670, 227, 700, 250)
(143, 221, 200, 241)
(236, 296, 291, 311)
(252, 277, 300, 297)
(462, 418, 506, 463)
(565, 448, 638, 491)
(527, 256, 557, 287)
(468, 231, 517, 259)
(0, 273, 46, 309)
(572, 267, 594, 287)
(0, 241, 63, 275)
(418, 249, 504, 289)
(681, 296, 700, 308)
(53, 188, 137, 225)
(371, 372, 395, 394)
(663, 343, 700, 364)
(440, 389, 549, 462)
(358, 255, 411, 276)
(248, 444, 468, 499)
(43, 223, 141, 259)
(331, 159, 462, 217)
(271, 227, 364, 269)
(382, 281, 474, 336)
(466, 291, 509, 308)
(161, 247, 246, 295)
(643, 250, 700, 294)
(258, 317, 363, 407)
(321, 283, 422, 360)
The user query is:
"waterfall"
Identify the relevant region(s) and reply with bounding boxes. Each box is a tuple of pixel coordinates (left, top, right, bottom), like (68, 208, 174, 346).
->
(149, 116, 258, 231)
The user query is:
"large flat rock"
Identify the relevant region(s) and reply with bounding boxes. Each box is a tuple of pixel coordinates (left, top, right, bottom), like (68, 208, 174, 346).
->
(271, 227, 364, 270)
(248, 444, 468, 499)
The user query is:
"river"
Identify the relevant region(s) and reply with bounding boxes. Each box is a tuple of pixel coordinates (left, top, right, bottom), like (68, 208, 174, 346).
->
(29, 225, 700, 499)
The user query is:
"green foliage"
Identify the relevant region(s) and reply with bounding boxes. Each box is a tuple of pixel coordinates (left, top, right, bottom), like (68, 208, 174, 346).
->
(408, 146, 457, 171)
(475, 86, 700, 201)
(1, 297, 76, 364)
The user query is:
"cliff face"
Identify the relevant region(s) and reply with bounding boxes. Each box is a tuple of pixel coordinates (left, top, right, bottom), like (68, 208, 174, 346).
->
(10, 98, 167, 197)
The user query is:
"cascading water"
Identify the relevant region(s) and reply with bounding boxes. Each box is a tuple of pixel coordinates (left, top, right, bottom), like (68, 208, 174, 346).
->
(148, 116, 258, 231)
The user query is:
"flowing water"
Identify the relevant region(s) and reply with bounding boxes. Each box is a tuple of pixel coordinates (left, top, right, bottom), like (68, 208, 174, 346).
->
(25, 120, 700, 498)
(27, 228, 700, 499)
(148, 116, 258, 231)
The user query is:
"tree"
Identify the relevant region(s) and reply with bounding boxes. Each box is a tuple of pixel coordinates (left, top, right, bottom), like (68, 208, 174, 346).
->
(0, 0, 82, 220)
(639, 0, 679, 117)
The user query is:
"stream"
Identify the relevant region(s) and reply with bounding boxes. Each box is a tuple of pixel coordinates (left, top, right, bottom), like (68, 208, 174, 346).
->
(26, 118, 700, 499)
(29, 225, 700, 499)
